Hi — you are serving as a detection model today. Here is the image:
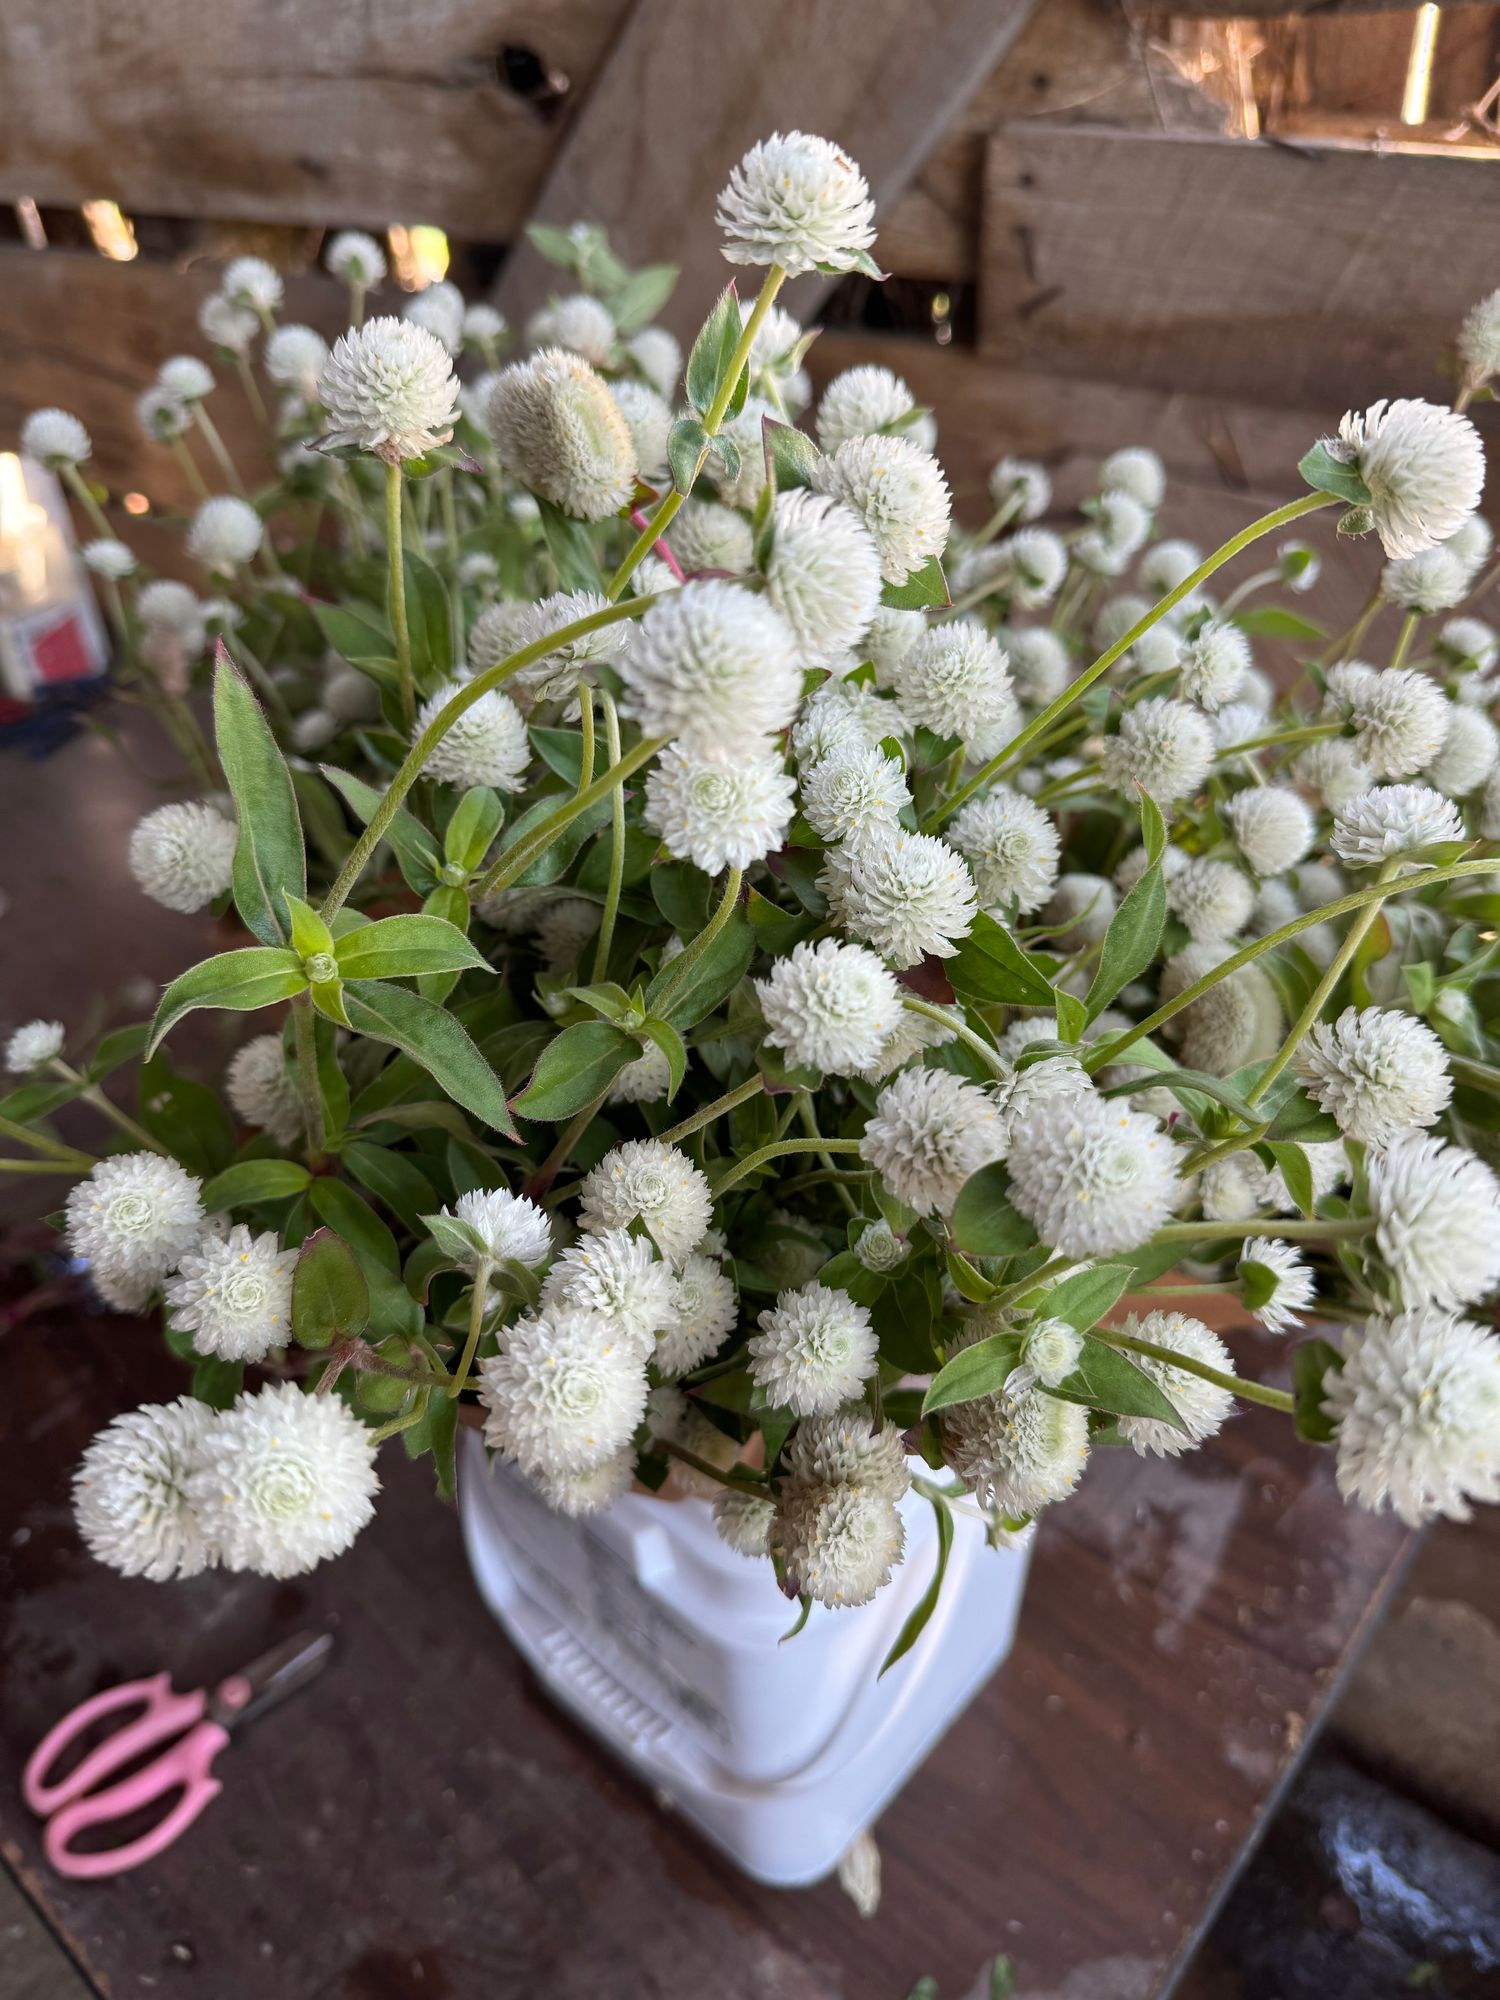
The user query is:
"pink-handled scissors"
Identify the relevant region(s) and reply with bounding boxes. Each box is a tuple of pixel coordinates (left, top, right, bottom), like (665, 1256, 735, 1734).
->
(21, 1630, 333, 1879)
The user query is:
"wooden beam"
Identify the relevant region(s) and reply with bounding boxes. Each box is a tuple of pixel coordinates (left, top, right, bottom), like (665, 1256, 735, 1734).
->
(491, 0, 1039, 341)
(980, 128, 1500, 412)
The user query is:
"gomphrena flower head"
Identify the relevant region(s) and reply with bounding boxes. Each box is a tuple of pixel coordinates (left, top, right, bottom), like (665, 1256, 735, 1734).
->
(513, 588, 632, 701)
(1325, 660, 1451, 779)
(1006, 626, 1071, 706)
(480, 1305, 648, 1477)
(626, 325, 682, 399)
(221, 254, 283, 315)
(894, 621, 1015, 740)
(618, 579, 801, 755)
(994, 530, 1069, 610)
(529, 1448, 636, 1520)
(318, 316, 459, 463)
(1113, 1311, 1235, 1458)
(1427, 704, 1499, 798)
(989, 456, 1051, 520)
(860, 1065, 1006, 1216)
(801, 743, 910, 844)
(165, 1224, 293, 1364)
(750, 1281, 878, 1416)
(326, 229, 388, 289)
(1297, 1005, 1452, 1148)
(1006, 1096, 1180, 1258)
(21, 407, 91, 468)
(187, 1381, 378, 1578)
(757, 935, 902, 1077)
(949, 789, 1060, 916)
(157, 355, 214, 404)
(1440, 615, 1498, 669)
(713, 1486, 777, 1558)
(655, 1253, 739, 1378)
(464, 302, 506, 350)
(198, 294, 257, 355)
(580, 1139, 712, 1266)
(1295, 736, 1375, 813)
(1223, 787, 1315, 876)
(403, 280, 465, 355)
(137, 386, 191, 443)
(822, 825, 977, 968)
(1014, 1317, 1085, 1393)
(816, 433, 951, 585)
(1103, 698, 1214, 806)
(1330, 783, 1463, 868)
(793, 678, 896, 766)
(413, 678, 530, 792)
(1044, 872, 1118, 949)
(644, 738, 796, 872)
(1366, 1131, 1500, 1311)
(1325, 1306, 1500, 1525)
(65, 1152, 205, 1311)
(772, 1479, 904, 1607)
(82, 538, 138, 581)
(543, 1228, 676, 1359)
(264, 324, 331, 402)
(764, 489, 883, 666)
(1457, 288, 1500, 393)
(939, 1335, 1090, 1516)
(1240, 1238, 1316, 1336)
(716, 131, 875, 276)
(610, 377, 672, 483)
(5, 1019, 63, 1073)
(128, 801, 237, 913)
(73, 1398, 218, 1581)
(1332, 399, 1485, 559)
(444, 1186, 553, 1270)
(855, 1218, 907, 1272)
(816, 364, 930, 455)
(671, 498, 754, 576)
(1100, 446, 1166, 510)
(1382, 545, 1471, 614)
(1177, 620, 1250, 711)
(1075, 491, 1150, 576)
(1166, 856, 1254, 943)
(786, 1408, 910, 1501)
(488, 347, 634, 520)
(187, 495, 264, 574)
(1159, 939, 1281, 1076)
(226, 1034, 302, 1147)
(527, 293, 617, 367)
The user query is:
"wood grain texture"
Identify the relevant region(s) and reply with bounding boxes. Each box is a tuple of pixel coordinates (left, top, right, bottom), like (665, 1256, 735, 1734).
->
(491, 0, 1040, 339)
(0, 0, 630, 235)
(980, 128, 1500, 409)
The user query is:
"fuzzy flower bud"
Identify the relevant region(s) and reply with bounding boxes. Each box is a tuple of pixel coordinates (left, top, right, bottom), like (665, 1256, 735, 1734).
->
(128, 801, 237, 913)
(187, 496, 263, 573)
(5, 1019, 64, 1073)
(1223, 788, 1315, 876)
(21, 407, 90, 468)
(1332, 399, 1485, 560)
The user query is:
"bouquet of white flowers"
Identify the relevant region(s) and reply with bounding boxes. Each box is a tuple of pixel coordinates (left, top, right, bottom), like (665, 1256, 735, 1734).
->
(8, 131, 1500, 1658)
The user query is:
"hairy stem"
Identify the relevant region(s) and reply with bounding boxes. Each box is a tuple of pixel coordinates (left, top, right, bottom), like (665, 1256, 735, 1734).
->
(659, 1073, 765, 1146)
(591, 692, 626, 981)
(472, 735, 666, 902)
(712, 1135, 863, 1199)
(650, 865, 743, 1016)
(901, 994, 1006, 1079)
(384, 460, 415, 730)
(1089, 1324, 1295, 1414)
(448, 1261, 494, 1401)
(291, 995, 326, 1160)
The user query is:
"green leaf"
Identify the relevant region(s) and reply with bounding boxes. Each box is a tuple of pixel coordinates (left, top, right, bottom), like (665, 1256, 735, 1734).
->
(86, 1023, 151, 1081)
(285, 893, 335, 961)
(1055, 989, 1088, 1043)
(322, 766, 442, 895)
(1239, 1258, 1278, 1315)
(536, 496, 606, 591)
(1234, 606, 1326, 643)
(651, 859, 711, 931)
(761, 418, 822, 492)
(1264, 1139, 1315, 1216)
(308, 1180, 401, 1277)
(636, 1016, 687, 1101)
(308, 598, 391, 667)
(341, 980, 518, 1137)
(1084, 844, 1166, 1021)
(609, 262, 679, 335)
(512, 1020, 639, 1121)
(443, 788, 504, 872)
(668, 416, 709, 495)
(879, 556, 950, 611)
(1263, 1084, 1341, 1143)
(402, 548, 452, 682)
(191, 1356, 243, 1410)
(1046, 1334, 1184, 1429)
(407, 1389, 459, 1499)
(686, 282, 743, 418)
(880, 1492, 953, 1677)
(314, 1013, 349, 1143)
(342, 1139, 438, 1233)
(922, 1333, 1022, 1416)
(148, 947, 306, 1056)
(1292, 1336, 1343, 1443)
(947, 912, 1056, 1008)
(949, 1163, 1036, 1258)
(1036, 1263, 1134, 1333)
(201, 1159, 312, 1210)
(1298, 440, 1372, 508)
(291, 1228, 371, 1349)
(873, 1268, 939, 1374)
(333, 913, 491, 983)
(138, 1052, 237, 1178)
(645, 912, 755, 1028)
(530, 725, 586, 787)
(214, 643, 306, 945)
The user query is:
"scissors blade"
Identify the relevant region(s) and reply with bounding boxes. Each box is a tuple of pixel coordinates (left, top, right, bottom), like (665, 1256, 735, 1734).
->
(209, 1630, 334, 1731)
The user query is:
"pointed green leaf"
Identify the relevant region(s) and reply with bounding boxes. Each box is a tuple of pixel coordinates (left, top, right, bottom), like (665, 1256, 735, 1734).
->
(1085, 817, 1167, 1022)
(880, 1492, 953, 1677)
(285, 893, 335, 961)
(1292, 1336, 1343, 1443)
(443, 788, 504, 872)
(334, 913, 492, 983)
(402, 548, 452, 682)
(636, 1016, 687, 1101)
(644, 912, 755, 1027)
(149, 948, 306, 1056)
(879, 556, 950, 611)
(947, 911, 1056, 1008)
(949, 1163, 1036, 1258)
(341, 1139, 438, 1234)
(668, 416, 710, 496)
(1034, 1263, 1134, 1334)
(1044, 1334, 1184, 1428)
(308, 1180, 401, 1277)
(214, 643, 306, 945)
(686, 282, 743, 418)
(201, 1159, 312, 1210)
(292, 1227, 371, 1348)
(340, 980, 518, 1136)
(536, 496, 606, 589)
(610, 262, 679, 336)
(922, 1333, 1023, 1416)
(512, 1020, 639, 1121)
(761, 418, 822, 493)
(1298, 440, 1372, 509)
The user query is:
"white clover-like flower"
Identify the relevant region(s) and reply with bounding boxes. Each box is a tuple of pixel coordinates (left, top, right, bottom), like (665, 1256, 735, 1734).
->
(526, 293, 616, 367)
(188, 1382, 376, 1578)
(1014, 1317, 1085, 1393)
(1112, 1311, 1235, 1458)
(1044, 872, 1117, 949)
(1441, 616, 1498, 669)
(816, 433, 950, 585)
(1076, 491, 1150, 576)
(1160, 938, 1281, 1076)
(654, 1253, 738, 1377)
(137, 385, 191, 443)
(198, 294, 257, 355)
(991, 530, 1068, 611)
(1007, 1095, 1180, 1257)
(1211, 702, 1267, 755)
(989, 456, 1050, 521)
(801, 742, 910, 844)
(949, 789, 1060, 916)
(225, 1034, 302, 1147)
(5, 1019, 63, 1073)
(326, 229, 387, 288)
(620, 580, 801, 755)
(156, 355, 213, 404)
(891, 624, 1013, 747)
(1100, 447, 1165, 510)
(580, 1138, 712, 1266)
(940, 1339, 1090, 1516)
(610, 377, 672, 483)
(1297, 1005, 1452, 1148)
(73, 1399, 217, 1581)
(463, 302, 505, 349)
(21, 407, 91, 467)
(413, 678, 530, 792)
(1104, 698, 1214, 806)
(480, 1305, 648, 1476)
(529, 1447, 636, 1520)
(772, 1478, 903, 1606)
(998, 1054, 1092, 1133)
(1326, 661, 1451, 779)
(815, 364, 930, 455)
(466, 600, 532, 679)
(513, 587, 631, 700)
(644, 738, 795, 872)
(318, 316, 459, 463)
(165, 1224, 293, 1363)
(1177, 621, 1250, 711)
(1366, 1131, 1500, 1310)
(264, 324, 330, 401)
(713, 1486, 777, 1557)
(750, 1282, 877, 1417)
(222, 255, 283, 315)
(82, 538, 138, 581)
(757, 936, 902, 1077)
(607, 1041, 672, 1106)
(1446, 513, 1493, 570)
(1326, 1307, 1500, 1525)
(1166, 856, 1254, 943)
(1095, 593, 1182, 677)
(786, 1408, 910, 1500)
(1138, 538, 1203, 599)
(186, 495, 263, 574)
(792, 678, 896, 766)
(764, 488, 883, 667)
(1427, 704, 1499, 798)
(1333, 399, 1485, 559)
(1458, 289, 1500, 391)
(533, 896, 598, 971)
(861, 1001, 959, 1081)
(670, 498, 754, 576)
(544, 1228, 675, 1358)
(1005, 627, 1070, 706)
(447, 1186, 553, 1270)
(1238, 1237, 1316, 1337)
(624, 325, 680, 400)
(823, 825, 977, 967)
(1382, 546, 1471, 614)
(716, 130, 875, 275)
(1224, 788, 1315, 876)
(854, 1218, 907, 1273)
(403, 279, 466, 355)
(1331, 783, 1463, 868)
(1295, 737, 1375, 813)
(128, 801, 237, 913)
(859, 1064, 1005, 1216)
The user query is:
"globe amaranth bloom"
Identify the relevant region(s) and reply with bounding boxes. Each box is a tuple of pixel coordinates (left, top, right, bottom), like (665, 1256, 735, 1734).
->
(821, 825, 977, 968)
(716, 131, 876, 276)
(815, 433, 951, 585)
(165, 1224, 294, 1363)
(73, 1398, 218, 1581)
(1112, 1311, 1236, 1458)
(66, 1152, 205, 1311)
(859, 1064, 1006, 1216)
(764, 488, 883, 667)
(1006, 1095, 1181, 1258)
(1366, 1131, 1500, 1310)
(1297, 1005, 1452, 1148)
(579, 1139, 713, 1267)
(318, 316, 460, 463)
(757, 935, 902, 1078)
(749, 1281, 878, 1417)
(413, 679, 530, 792)
(618, 579, 802, 756)
(1332, 398, 1484, 559)
(487, 348, 635, 520)
(643, 739, 796, 873)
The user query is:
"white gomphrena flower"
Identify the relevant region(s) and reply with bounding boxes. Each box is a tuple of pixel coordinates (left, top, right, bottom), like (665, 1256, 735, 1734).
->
(318, 316, 459, 464)
(1298, 1005, 1452, 1148)
(1113, 1311, 1235, 1458)
(816, 365, 930, 455)
(607, 1041, 671, 1107)
(1076, 491, 1150, 576)
(1044, 872, 1117, 949)
(326, 229, 387, 288)
(65, 1152, 204, 1312)
(530, 1447, 635, 1519)
(1212, 701, 1270, 754)
(1366, 1132, 1500, 1310)
(823, 825, 977, 967)
(21, 407, 91, 468)
(1100, 446, 1166, 510)
(816, 433, 951, 586)
(165, 1224, 293, 1363)
(1167, 856, 1253, 942)
(988, 456, 1050, 521)
(1446, 512, 1493, 569)
(854, 1218, 907, 1272)
(801, 742, 910, 844)
(136, 385, 191, 443)
(73, 1398, 217, 1581)
(1104, 698, 1214, 806)
(626, 324, 681, 399)
(199, 293, 257, 355)
(186, 495, 263, 574)
(1427, 703, 1499, 797)
(1115, 841, 1186, 898)
(610, 377, 672, 484)
(772, 1478, 904, 1607)
(466, 600, 531, 678)
(716, 130, 875, 275)
(189, 1382, 376, 1578)
(413, 678, 530, 792)
(894, 621, 1014, 739)
(446, 1186, 553, 1271)
(526, 293, 616, 367)
(670, 498, 755, 576)
(544, 1228, 676, 1358)
(480, 1306, 648, 1476)
(655, 1253, 738, 1377)
(994, 529, 1069, 610)
(750, 1281, 878, 1418)
(941, 1355, 1091, 1517)
(514, 587, 631, 701)
(1295, 737, 1375, 813)
(949, 788, 1060, 916)
(1224, 788, 1315, 876)
(264, 324, 330, 402)
(1240, 1237, 1316, 1336)
(764, 488, 883, 666)
(1458, 289, 1500, 393)
(757, 936, 902, 1077)
(1331, 783, 1463, 868)
(998, 1054, 1092, 1132)
(403, 279, 465, 355)
(1325, 1307, 1500, 1525)
(82, 538, 138, 580)
(619, 579, 801, 754)
(157, 355, 214, 404)
(1160, 939, 1281, 1075)
(1007, 1095, 1180, 1257)
(1177, 621, 1250, 711)
(644, 738, 795, 873)
(1326, 661, 1452, 779)
(226, 1034, 301, 1147)
(128, 801, 237, 913)
(792, 678, 897, 765)
(1138, 537, 1203, 599)
(860, 1065, 1006, 1216)
(1332, 399, 1485, 559)
(1095, 593, 1181, 677)
(786, 1408, 910, 1500)
(714, 1485, 777, 1557)
(221, 255, 282, 315)
(1013, 1317, 1085, 1394)
(1006, 627, 1071, 707)
(1382, 545, 1470, 615)
(580, 1138, 712, 1266)
(463, 301, 505, 349)
(532, 895, 598, 971)
(1440, 615, 1498, 669)
(862, 1002, 958, 1081)
(5, 1019, 63, 1073)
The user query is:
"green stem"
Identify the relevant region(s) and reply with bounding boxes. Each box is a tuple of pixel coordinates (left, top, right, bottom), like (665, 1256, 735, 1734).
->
(62, 463, 112, 539)
(173, 438, 211, 502)
(472, 735, 666, 902)
(0, 1156, 96, 1176)
(795, 1093, 859, 1216)
(193, 406, 246, 496)
(384, 460, 415, 730)
(1390, 610, 1421, 669)
(448, 1260, 494, 1401)
(711, 1136, 863, 1199)
(1216, 567, 1278, 618)
(371, 1391, 430, 1447)
(291, 995, 326, 1159)
(659, 1073, 766, 1146)
(68, 1078, 168, 1156)
(234, 355, 269, 427)
(591, 691, 626, 981)
(440, 469, 464, 662)
(576, 688, 597, 793)
(1149, 1216, 1372, 1245)
(650, 865, 743, 1015)
(0, 1111, 95, 1169)
(652, 1435, 760, 1491)
(1088, 1323, 1295, 1414)
(901, 995, 1005, 1079)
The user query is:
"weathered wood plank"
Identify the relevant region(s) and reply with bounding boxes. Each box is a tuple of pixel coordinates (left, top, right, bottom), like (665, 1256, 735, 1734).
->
(980, 127, 1500, 410)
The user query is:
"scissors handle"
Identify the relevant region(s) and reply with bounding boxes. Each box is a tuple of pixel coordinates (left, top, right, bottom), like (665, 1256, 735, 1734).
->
(22, 1672, 208, 1816)
(41, 1719, 228, 1880)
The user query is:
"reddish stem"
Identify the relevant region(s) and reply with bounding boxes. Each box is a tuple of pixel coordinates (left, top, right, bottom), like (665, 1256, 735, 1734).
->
(629, 507, 685, 583)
